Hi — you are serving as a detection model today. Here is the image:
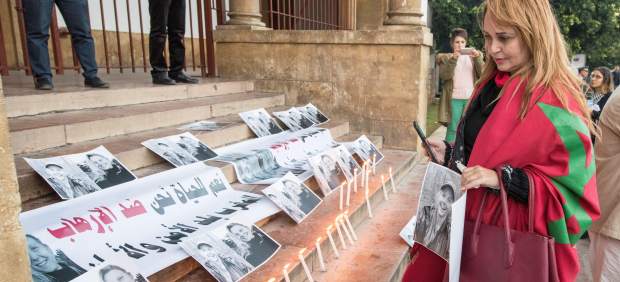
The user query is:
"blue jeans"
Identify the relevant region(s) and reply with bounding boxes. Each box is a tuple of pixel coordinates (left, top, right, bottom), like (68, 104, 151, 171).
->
(23, 0, 98, 80)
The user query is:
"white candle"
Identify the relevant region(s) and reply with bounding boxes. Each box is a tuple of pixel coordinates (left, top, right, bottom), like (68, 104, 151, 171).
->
(346, 180, 351, 207)
(372, 153, 377, 174)
(343, 211, 358, 240)
(334, 218, 348, 249)
(338, 215, 355, 245)
(365, 173, 373, 218)
(298, 248, 315, 282)
(326, 225, 340, 258)
(339, 183, 344, 211)
(267, 278, 276, 282)
(389, 167, 397, 192)
(315, 237, 327, 272)
(282, 263, 291, 282)
(353, 168, 358, 193)
(381, 174, 389, 200)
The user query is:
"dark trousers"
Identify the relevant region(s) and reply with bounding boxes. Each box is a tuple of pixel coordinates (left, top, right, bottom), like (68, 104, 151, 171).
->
(23, 0, 98, 80)
(149, 0, 186, 77)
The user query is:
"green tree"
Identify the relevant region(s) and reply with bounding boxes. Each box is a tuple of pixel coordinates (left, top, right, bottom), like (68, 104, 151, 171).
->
(430, 0, 620, 67)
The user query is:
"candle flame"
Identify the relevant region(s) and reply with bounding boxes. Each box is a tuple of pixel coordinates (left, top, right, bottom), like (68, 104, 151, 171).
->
(316, 237, 321, 243)
(267, 278, 276, 282)
(327, 224, 333, 231)
(345, 210, 349, 215)
(299, 248, 307, 256)
(284, 263, 290, 271)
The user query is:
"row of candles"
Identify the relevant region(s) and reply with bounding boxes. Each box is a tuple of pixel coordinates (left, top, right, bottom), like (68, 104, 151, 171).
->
(269, 154, 397, 282)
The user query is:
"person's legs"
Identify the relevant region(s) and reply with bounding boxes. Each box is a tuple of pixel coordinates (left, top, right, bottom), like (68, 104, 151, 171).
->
(149, 0, 171, 79)
(23, 0, 54, 86)
(589, 231, 620, 282)
(167, 0, 185, 77)
(445, 99, 467, 142)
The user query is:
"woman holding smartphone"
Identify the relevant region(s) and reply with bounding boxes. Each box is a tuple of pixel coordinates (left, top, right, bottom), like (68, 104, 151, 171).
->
(437, 28, 484, 142)
(404, 0, 600, 281)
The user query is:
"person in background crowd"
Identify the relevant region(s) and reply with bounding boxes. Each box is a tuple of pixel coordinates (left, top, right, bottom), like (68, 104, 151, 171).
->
(404, 0, 600, 281)
(22, 0, 109, 90)
(612, 65, 620, 90)
(436, 28, 484, 142)
(589, 92, 620, 282)
(149, 0, 198, 85)
(579, 67, 592, 95)
(588, 67, 614, 124)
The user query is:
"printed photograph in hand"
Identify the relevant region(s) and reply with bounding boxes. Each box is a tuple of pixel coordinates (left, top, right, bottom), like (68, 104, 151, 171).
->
(65, 146, 137, 189)
(297, 103, 329, 124)
(413, 162, 462, 260)
(308, 148, 348, 196)
(239, 108, 283, 137)
(24, 157, 101, 199)
(273, 108, 315, 131)
(262, 172, 322, 223)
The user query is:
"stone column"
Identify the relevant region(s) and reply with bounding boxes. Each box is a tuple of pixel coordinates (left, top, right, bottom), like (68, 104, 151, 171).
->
(0, 77, 31, 280)
(218, 0, 269, 30)
(384, 0, 425, 27)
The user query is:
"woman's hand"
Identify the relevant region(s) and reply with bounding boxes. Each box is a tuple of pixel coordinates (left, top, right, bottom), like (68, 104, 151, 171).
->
(452, 50, 461, 59)
(425, 138, 446, 164)
(461, 165, 499, 191)
(470, 49, 481, 58)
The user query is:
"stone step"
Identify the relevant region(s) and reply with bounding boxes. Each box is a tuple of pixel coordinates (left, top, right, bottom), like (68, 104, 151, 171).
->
(19, 121, 351, 211)
(9, 91, 284, 154)
(5, 79, 254, 118)
(157, 149, 418, 282)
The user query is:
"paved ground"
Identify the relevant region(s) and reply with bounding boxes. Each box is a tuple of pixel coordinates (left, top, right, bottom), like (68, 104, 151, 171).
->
(577, 238, 592, 282)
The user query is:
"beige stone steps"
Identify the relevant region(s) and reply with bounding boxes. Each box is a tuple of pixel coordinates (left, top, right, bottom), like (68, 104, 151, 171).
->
(157, 149, 418, 282)
(5, 79, 254, 118)
(9, 91, 285, 154)
(19, 121, 350, 211)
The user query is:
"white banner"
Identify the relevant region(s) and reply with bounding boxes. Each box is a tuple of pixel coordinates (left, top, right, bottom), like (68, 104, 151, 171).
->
(21, 162, 280, 280)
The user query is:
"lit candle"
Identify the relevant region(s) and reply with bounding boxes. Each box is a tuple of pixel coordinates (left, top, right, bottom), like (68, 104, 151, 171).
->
(315, 237, 327, 272)
(346, 180, 352, 207)
(267, 278, 276, 282)
(282, 263, 291, 282)
(334, 218, 348, 249)
(389, 167, 397, 192)
(298, 248, 315, 282)
(338, 215, 354, 245)
(381, 174, 389, 200)
(372, 153, 377, 174)
(326, 225, 340, 258)
(339, 183, 344, 211)
(344, 211, 358, 240)
(353, 168, 358, 193)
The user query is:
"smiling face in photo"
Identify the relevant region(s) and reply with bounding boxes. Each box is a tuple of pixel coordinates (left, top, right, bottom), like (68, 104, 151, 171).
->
(27, 236, 60, 273)
(435, 185, 455, 217)
(88, 154, 112, 170)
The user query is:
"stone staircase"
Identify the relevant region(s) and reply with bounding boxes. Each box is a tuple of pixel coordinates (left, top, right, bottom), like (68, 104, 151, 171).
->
(6, 78, 421, 282)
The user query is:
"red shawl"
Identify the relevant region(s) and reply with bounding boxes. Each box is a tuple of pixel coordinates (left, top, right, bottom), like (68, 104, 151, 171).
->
(403, 73, 600, 282)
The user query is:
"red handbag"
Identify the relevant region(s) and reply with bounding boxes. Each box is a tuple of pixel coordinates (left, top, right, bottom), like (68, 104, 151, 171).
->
(459, 169, 560, 282)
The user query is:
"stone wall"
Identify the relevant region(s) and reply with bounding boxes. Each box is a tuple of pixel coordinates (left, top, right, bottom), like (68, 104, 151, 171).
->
(0, 76, 31, 281)
(215, 29, 432, 150)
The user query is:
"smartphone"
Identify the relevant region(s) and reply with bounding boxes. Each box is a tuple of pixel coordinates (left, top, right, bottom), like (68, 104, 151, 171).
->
(459, 48, 474, 55)
(413, 121, 439, 164)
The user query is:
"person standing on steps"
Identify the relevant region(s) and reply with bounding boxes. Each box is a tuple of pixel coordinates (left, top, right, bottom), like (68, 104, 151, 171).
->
(22, 0, 109, 90)
(149, 0, 199, 85)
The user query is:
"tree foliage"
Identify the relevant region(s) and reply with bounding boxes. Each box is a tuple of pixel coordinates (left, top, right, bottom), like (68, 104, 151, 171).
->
(430, 0, 620, 67)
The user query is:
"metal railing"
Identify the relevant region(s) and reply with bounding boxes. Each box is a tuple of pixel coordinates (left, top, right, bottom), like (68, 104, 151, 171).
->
(0, 0, 356, 78)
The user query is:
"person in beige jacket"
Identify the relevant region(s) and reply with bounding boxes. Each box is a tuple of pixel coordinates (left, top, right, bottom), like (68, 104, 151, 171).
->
(436, 28, 484, 142)
(589, 91, 620, 282)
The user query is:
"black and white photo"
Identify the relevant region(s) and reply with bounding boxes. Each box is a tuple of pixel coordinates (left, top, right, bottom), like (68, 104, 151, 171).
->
(262, 172, 322, 223)
(65, 146, 137, 189)
(413, 163, 462, 260)
(273, 108, 315, 131)
(350, 135, 384, 164)
(181, 231, 253, 282)
(333, 145, 361, 181)
(216, 150, 309, 185)
(24, 157, 101, 199)
(26, 234, 87, 282)
(297, 103, 329, 124)
(69, 254, 149, 282)
(178, 120, 233, 131)
(308, 148, 348, 196)
(239, 108, 283, 137)
(399, 215, 417, 247)
(142, 132, 217, 167)
(218, 221, 280, 268)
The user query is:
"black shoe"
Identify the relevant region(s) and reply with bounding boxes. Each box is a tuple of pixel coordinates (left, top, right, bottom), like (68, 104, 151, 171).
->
(34, 77, 54, 90)
(84, 77, 110, 88)
(152, 75, 176, 85)
(170, 72, 199, 84)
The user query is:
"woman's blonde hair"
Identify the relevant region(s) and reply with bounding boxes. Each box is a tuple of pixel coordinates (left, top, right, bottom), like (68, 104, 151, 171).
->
(478, 0, 595, 133)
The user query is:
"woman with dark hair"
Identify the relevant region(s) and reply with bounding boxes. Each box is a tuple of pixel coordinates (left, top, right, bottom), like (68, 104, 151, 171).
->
(588, 67, 614, 124)
(437, 28, 484, 142)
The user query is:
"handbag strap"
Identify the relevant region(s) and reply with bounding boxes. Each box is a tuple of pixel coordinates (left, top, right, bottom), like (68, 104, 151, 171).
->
(527, 171, 535, 233)
(496, 167, 515, 267)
